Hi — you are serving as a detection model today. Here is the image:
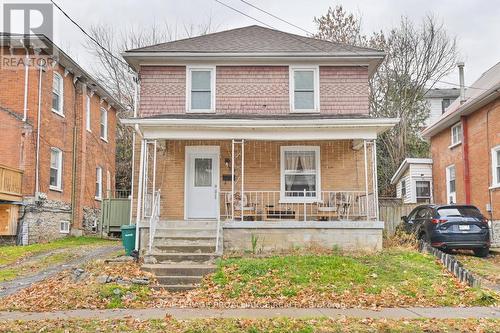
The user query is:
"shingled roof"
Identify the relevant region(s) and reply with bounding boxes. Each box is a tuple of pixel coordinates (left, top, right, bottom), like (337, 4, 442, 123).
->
(126, 25, 383, 55)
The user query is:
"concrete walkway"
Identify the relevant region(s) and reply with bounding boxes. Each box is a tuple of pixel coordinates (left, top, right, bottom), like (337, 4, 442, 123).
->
(0, 307, 498, 321)
(0, 245, 121, 298)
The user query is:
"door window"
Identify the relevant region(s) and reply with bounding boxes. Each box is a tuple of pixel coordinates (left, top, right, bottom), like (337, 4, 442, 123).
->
(194, 158, 212, 187)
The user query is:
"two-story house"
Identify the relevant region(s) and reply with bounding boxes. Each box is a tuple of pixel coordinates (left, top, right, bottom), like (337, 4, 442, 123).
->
(0, 33, 125, 244)
(123, 26, 398, 257)
(422, 61, 500, 247)
(424, 88, 461, 126)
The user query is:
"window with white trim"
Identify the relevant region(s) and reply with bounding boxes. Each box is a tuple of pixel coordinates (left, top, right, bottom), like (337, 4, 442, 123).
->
(446, 165, 456, 204)
(492, 146, 500, 187)
(187, 66, 215, 112)
(86, 95, 91, 132)
(100, 108, 107, 141)
(416, 181, 431, 203)
(280, 146, 320, 202)
(450, 122, 462, 147)
(290, 66, 319, 112)
(59, 220, 70, 234)
(106, 169, 111, 198)
(95, 166, 102, 200)
(52, 72, 64, 115)
(401, 179, 406, 197)
(49, 148, 62, 190)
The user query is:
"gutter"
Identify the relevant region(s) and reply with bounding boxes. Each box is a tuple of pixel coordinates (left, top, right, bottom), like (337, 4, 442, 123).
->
(34, 65, 43, 195)
(121, 117, 400, 128)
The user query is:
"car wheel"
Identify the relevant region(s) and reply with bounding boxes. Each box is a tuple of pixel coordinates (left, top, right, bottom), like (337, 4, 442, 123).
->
(473, 247, 489, 258)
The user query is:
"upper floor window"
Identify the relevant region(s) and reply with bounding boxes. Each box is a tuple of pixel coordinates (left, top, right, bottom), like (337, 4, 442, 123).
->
(49, 147, 62, 191)
(95, 166, 102, 200)
(446, 165, 456, 204)
(52, 72, 64, 115)
(492, 146, 500, 188)
(450, 122, 462, 147)
(401, 179, 406, 197)
(187, 66, 215, 112)
(86, 95, 91, 132)
(441, 98, 451, 113)
(280, 146, 320, 202)
(290, 66, 319, 113)
(100, 108, 108, 141)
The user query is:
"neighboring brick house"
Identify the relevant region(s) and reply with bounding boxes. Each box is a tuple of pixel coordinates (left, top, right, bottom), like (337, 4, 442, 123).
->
(422, 62, 500, 247)
(0, 34, 125, 244)
(123, 26, 398, 253)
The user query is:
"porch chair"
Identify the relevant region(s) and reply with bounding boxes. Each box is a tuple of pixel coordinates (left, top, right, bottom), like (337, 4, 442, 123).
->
(225, 192, 257, 221)
(338, 193, 353, 220)
(316, 192, 338, 221)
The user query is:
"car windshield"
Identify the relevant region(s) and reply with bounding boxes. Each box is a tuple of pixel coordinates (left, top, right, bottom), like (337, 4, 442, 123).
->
(437, 207, 482, 218)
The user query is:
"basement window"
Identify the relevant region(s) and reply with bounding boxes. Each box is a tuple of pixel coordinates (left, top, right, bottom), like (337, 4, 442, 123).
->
(60, 220, 70, 234)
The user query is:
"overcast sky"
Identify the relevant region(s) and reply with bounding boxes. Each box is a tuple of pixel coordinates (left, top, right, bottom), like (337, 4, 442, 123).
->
(5, 0, 500, 86)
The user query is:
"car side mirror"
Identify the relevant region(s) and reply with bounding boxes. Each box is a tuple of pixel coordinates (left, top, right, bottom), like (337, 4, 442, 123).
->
(401, 216, 408, 223)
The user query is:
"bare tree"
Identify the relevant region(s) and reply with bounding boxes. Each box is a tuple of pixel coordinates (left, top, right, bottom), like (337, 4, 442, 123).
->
(315, 7, 457, 195)
(85, 21, 217, 191)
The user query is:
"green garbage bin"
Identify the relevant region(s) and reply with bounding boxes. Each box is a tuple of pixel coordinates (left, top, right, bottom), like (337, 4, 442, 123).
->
(120, 224, 136, 256)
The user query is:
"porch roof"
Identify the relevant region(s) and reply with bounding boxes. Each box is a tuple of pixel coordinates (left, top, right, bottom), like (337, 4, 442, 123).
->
(123, 115, 399, 141)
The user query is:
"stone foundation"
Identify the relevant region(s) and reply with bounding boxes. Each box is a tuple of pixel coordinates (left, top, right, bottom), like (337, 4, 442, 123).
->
(21, 198, 72, 244)
(83, 206, 101, 234)
(223, 221, 384, 252)
(491, 220, 500, 248)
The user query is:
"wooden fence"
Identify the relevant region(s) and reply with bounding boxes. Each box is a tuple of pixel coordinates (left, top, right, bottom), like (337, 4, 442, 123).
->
(379, 198, 419, 236)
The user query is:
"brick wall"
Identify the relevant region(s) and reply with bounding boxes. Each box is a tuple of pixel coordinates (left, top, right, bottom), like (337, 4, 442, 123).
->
(138, 65, 369, 117)
(430, 98, 500, 245)
(0, 47, 117, 236)
(131, 139, 374, 220)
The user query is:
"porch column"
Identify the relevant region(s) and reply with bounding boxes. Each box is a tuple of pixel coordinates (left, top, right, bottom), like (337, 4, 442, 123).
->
(363, 140, 369, 219)
(372, 140, 379, 221)
(134, 138, 145, 250)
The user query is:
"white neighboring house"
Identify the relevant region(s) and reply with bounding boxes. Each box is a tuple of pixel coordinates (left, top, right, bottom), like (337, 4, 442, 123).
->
(391, 158, 433, 204)
(424, 88, 461, 126)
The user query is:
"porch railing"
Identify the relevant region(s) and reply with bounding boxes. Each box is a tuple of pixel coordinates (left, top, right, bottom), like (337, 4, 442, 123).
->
(148, 190, 161, 254)
(220, 190, 374, 221)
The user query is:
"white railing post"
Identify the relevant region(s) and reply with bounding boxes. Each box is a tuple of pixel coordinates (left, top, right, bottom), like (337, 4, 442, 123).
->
(148, 190, 161, 254)
(216, 194, 221, 254)
(363, 140, 369, 219)
(303, 189, 307, 221)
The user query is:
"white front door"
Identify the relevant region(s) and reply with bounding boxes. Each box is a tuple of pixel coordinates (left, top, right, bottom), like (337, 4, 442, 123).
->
(185, 147, 219, 219)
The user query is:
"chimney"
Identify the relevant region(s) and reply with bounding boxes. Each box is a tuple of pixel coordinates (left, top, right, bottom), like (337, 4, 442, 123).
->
(457, 62, 466, 104)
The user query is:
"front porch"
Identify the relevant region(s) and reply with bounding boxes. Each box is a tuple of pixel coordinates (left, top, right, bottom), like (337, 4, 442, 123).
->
(125, 116, 397, 252)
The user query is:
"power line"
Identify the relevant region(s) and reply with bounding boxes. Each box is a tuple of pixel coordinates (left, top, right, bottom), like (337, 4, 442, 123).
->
(432, 79, 488, 91)
(49, 0, 131, 69)
(213, 0, 274, 29)
(238, 0, 314, 36)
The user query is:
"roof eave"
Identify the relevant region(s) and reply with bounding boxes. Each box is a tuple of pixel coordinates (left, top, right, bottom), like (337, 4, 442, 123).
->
(422, 85, 500, 138)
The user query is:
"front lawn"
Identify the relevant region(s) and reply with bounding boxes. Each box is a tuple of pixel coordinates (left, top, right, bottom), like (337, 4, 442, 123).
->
(455, 250, 500, 286)
(0, 236, 114, 267)
(1, 318, 499, 333)
(199, 250, 498, 307)
(0, 249, 497, 311)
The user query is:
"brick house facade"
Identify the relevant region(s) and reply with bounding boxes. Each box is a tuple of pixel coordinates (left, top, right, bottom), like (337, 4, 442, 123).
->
(123, 26, 398, 252)
(0, 35, 124, 244)
(423, 62, 500, 247)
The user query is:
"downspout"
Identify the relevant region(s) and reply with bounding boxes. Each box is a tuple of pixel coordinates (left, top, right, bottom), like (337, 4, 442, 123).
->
(70, 76, 79, 232)
(22, 43, 29, 122)
(34, 64, 43, 195)
(461, 116, 471, 204)
(458, 63, 471, 204)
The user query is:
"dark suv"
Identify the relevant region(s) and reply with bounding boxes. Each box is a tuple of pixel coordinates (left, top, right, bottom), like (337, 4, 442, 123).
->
(400, 204, 490, 257)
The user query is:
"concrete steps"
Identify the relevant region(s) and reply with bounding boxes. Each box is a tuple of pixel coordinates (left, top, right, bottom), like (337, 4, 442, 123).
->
(142, 220, 221, 292)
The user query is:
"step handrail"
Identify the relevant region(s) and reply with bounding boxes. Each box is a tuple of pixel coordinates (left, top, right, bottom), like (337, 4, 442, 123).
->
(148, 189, 161, 254)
